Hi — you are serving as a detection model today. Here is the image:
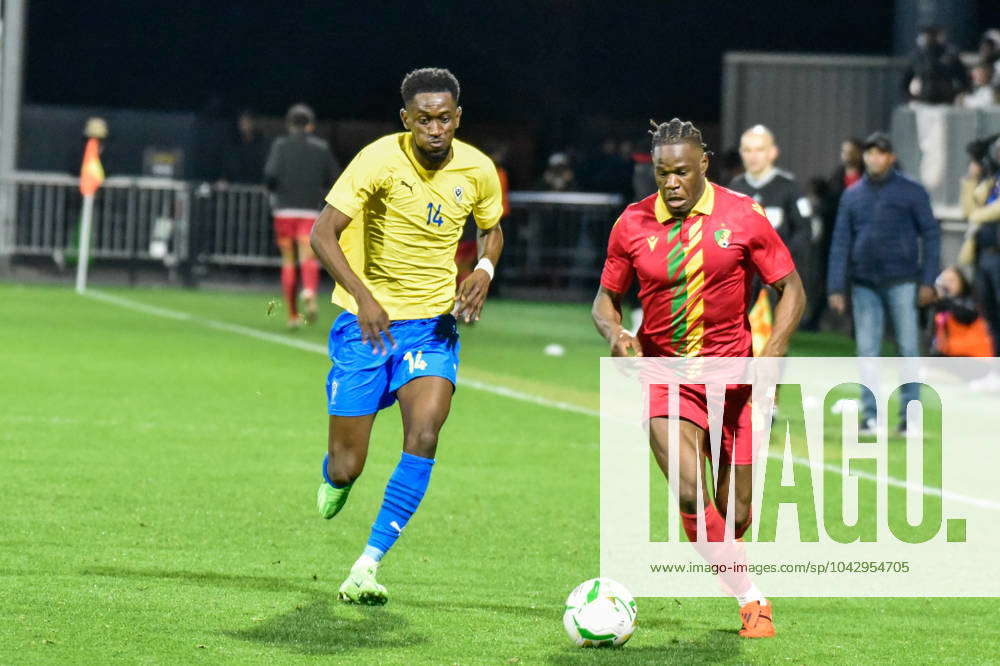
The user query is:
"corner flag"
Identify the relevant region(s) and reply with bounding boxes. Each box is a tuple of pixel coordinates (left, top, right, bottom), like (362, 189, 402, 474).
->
(75, 137, 104, 293)
(79, 137, 104, 196)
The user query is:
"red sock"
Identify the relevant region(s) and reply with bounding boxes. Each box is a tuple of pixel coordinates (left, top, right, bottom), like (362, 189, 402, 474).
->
(681, 506, 752, 598)
(681, 503, 727, 543)
(300, 259, 319, 295)
(281, 264, 297, 317)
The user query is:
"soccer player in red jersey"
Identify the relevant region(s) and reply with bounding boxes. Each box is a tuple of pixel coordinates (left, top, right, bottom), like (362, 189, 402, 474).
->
(592, 119, 805, 638)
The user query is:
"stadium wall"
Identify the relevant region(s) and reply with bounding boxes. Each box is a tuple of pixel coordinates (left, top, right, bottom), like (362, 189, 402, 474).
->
(721, 52, 908, 184)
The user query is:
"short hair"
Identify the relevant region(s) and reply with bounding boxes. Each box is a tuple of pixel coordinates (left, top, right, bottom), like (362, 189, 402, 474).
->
(741, 124, 775, 145)
(400, 68, 460, 105)
(286, 103, 315, 129)
(649, 118, 708, 152)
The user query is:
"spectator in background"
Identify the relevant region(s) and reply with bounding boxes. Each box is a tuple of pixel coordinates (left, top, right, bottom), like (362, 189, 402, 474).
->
(540, 152, 576, 191)
(957, 63, 998, 109)
(904, 25, 969, 104)
(220, 110, 269, 184)
(265, 103, 341, 328)
(978, 29, 1000, 74)
(827, 132, 940, 434)
(730, 125, 814, 306)
(958, 137, 1000, 389)
(930, 266, 994, 358)
(805, 138, 864, 329)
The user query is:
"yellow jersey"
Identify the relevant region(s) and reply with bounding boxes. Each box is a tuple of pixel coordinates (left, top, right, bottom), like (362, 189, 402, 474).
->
(325, 132, 503, 320)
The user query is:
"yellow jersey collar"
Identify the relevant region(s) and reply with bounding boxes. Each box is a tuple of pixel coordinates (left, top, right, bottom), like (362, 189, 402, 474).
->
(654, 181, 715, 223)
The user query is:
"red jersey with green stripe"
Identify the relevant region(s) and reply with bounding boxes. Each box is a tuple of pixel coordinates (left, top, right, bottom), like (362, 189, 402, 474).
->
(600, 182, 795, 357)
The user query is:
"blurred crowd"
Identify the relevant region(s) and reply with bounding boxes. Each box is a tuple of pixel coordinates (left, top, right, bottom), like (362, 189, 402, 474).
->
(63, 25, 1000, 372)
(903, 26, 999, 108)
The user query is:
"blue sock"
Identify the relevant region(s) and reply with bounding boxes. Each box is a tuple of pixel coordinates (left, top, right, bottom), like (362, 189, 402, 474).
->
(366, 452, 435, 560)
(322, 454, 351, 489)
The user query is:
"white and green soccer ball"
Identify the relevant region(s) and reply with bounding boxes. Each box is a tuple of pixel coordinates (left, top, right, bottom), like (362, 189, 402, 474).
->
(562, 577, 637, 648)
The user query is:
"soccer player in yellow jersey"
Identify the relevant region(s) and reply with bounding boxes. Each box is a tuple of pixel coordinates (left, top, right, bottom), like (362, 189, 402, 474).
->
(309, 68, 504, 604)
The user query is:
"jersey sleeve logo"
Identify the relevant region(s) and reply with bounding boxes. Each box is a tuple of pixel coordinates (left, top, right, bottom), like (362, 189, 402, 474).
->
(646, 235, 659, 252)
(714, 228, 732, 248)
(453, 186, 464, 203)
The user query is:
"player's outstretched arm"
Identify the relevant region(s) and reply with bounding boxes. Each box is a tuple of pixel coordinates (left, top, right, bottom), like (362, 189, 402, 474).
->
(592, 286, 642, 357)
(760, 270, 806, 357)
(310, 204, 395, 354)
(454, 224, 503, 323)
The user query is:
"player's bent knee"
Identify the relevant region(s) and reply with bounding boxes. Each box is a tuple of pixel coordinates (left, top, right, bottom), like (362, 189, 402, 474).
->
(404, 429, 439, 458)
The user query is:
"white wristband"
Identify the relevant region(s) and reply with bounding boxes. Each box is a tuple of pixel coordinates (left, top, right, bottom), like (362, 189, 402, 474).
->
(475, 257, 495, 280)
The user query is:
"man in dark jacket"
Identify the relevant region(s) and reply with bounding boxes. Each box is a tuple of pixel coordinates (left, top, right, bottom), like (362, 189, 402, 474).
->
(903, 25, 969, 104)
(265, 104, 341, 327)
(804, 138, 864, 329)
(827, 132, 940, 435)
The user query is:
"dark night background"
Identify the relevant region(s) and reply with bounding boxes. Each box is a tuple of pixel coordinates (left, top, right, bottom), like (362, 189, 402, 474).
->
(26, 1, 914, 123)
(19, 1, 993, 183)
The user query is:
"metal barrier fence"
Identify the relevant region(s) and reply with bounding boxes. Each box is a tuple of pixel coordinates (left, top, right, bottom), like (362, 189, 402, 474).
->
(4, 171, 189, 264)
(501, 191, 623, 296)
(1, 172, 624, 292)
(189, 182, 278, 266)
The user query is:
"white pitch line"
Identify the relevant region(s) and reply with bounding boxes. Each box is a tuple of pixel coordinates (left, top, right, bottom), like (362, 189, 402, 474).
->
(83, 289, 599, 414)
(82, 289, 999, 512)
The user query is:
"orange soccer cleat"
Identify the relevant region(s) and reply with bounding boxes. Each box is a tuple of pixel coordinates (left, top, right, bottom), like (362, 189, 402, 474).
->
(738, 600, 775, 638)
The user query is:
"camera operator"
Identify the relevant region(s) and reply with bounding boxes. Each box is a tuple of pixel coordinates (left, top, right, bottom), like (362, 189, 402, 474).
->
(959, 135, 1000, 389)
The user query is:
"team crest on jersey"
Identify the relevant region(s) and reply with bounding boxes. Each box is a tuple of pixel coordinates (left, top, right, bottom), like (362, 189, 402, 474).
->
(646, 235, 658, 252)
(453, 186, 464, 203)
(714, 228, 732, 248)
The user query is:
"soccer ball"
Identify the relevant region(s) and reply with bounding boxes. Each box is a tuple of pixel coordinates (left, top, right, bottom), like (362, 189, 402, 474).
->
(562, 578, 637, 647)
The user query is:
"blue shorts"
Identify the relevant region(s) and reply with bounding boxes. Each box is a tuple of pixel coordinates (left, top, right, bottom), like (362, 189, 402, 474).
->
(326, 311, 460, 416)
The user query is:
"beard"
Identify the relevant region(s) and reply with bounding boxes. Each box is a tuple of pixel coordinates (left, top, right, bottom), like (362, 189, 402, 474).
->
(415, 140, 450, 164)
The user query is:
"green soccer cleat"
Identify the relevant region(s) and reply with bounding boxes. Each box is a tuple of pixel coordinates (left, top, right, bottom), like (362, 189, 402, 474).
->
(317, 482, 351, 519)
(338, 558, 388, 605)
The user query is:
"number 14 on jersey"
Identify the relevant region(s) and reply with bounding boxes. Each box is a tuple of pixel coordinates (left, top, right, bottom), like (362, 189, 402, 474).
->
(426, 203, 444, 227)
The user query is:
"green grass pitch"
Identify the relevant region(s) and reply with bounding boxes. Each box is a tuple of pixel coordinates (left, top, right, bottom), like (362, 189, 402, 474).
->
(1, 282, 996, 664)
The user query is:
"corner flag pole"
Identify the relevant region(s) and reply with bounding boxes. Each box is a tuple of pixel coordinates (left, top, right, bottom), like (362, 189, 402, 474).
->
(75, 136, 104, 294)
(75, 193, 95, 293)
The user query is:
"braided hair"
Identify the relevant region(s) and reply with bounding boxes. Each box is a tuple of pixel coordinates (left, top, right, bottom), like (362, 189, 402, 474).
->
(649, 118, 709, 153)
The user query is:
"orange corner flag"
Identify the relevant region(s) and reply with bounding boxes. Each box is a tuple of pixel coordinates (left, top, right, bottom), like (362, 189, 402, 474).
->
(79, 137, 105, 196)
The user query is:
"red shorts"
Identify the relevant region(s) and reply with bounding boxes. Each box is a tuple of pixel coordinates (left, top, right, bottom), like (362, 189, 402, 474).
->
(273, 212, 318, 241)
(648, 383, 754, 466)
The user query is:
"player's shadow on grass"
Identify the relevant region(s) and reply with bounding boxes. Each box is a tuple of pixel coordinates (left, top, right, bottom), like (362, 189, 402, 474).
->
(81, 565, 425, 656)
(227, 600, 426, 656)
(403, 597, 552, 619)
(81, 565, 316, 595)
(546, 630, 740, 665)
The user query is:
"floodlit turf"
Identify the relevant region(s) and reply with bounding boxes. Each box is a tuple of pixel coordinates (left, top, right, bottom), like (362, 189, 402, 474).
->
(1, 282, 996, 664)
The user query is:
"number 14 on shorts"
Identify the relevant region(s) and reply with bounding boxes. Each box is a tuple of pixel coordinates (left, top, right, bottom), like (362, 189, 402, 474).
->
(403, 350, 427, 373)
